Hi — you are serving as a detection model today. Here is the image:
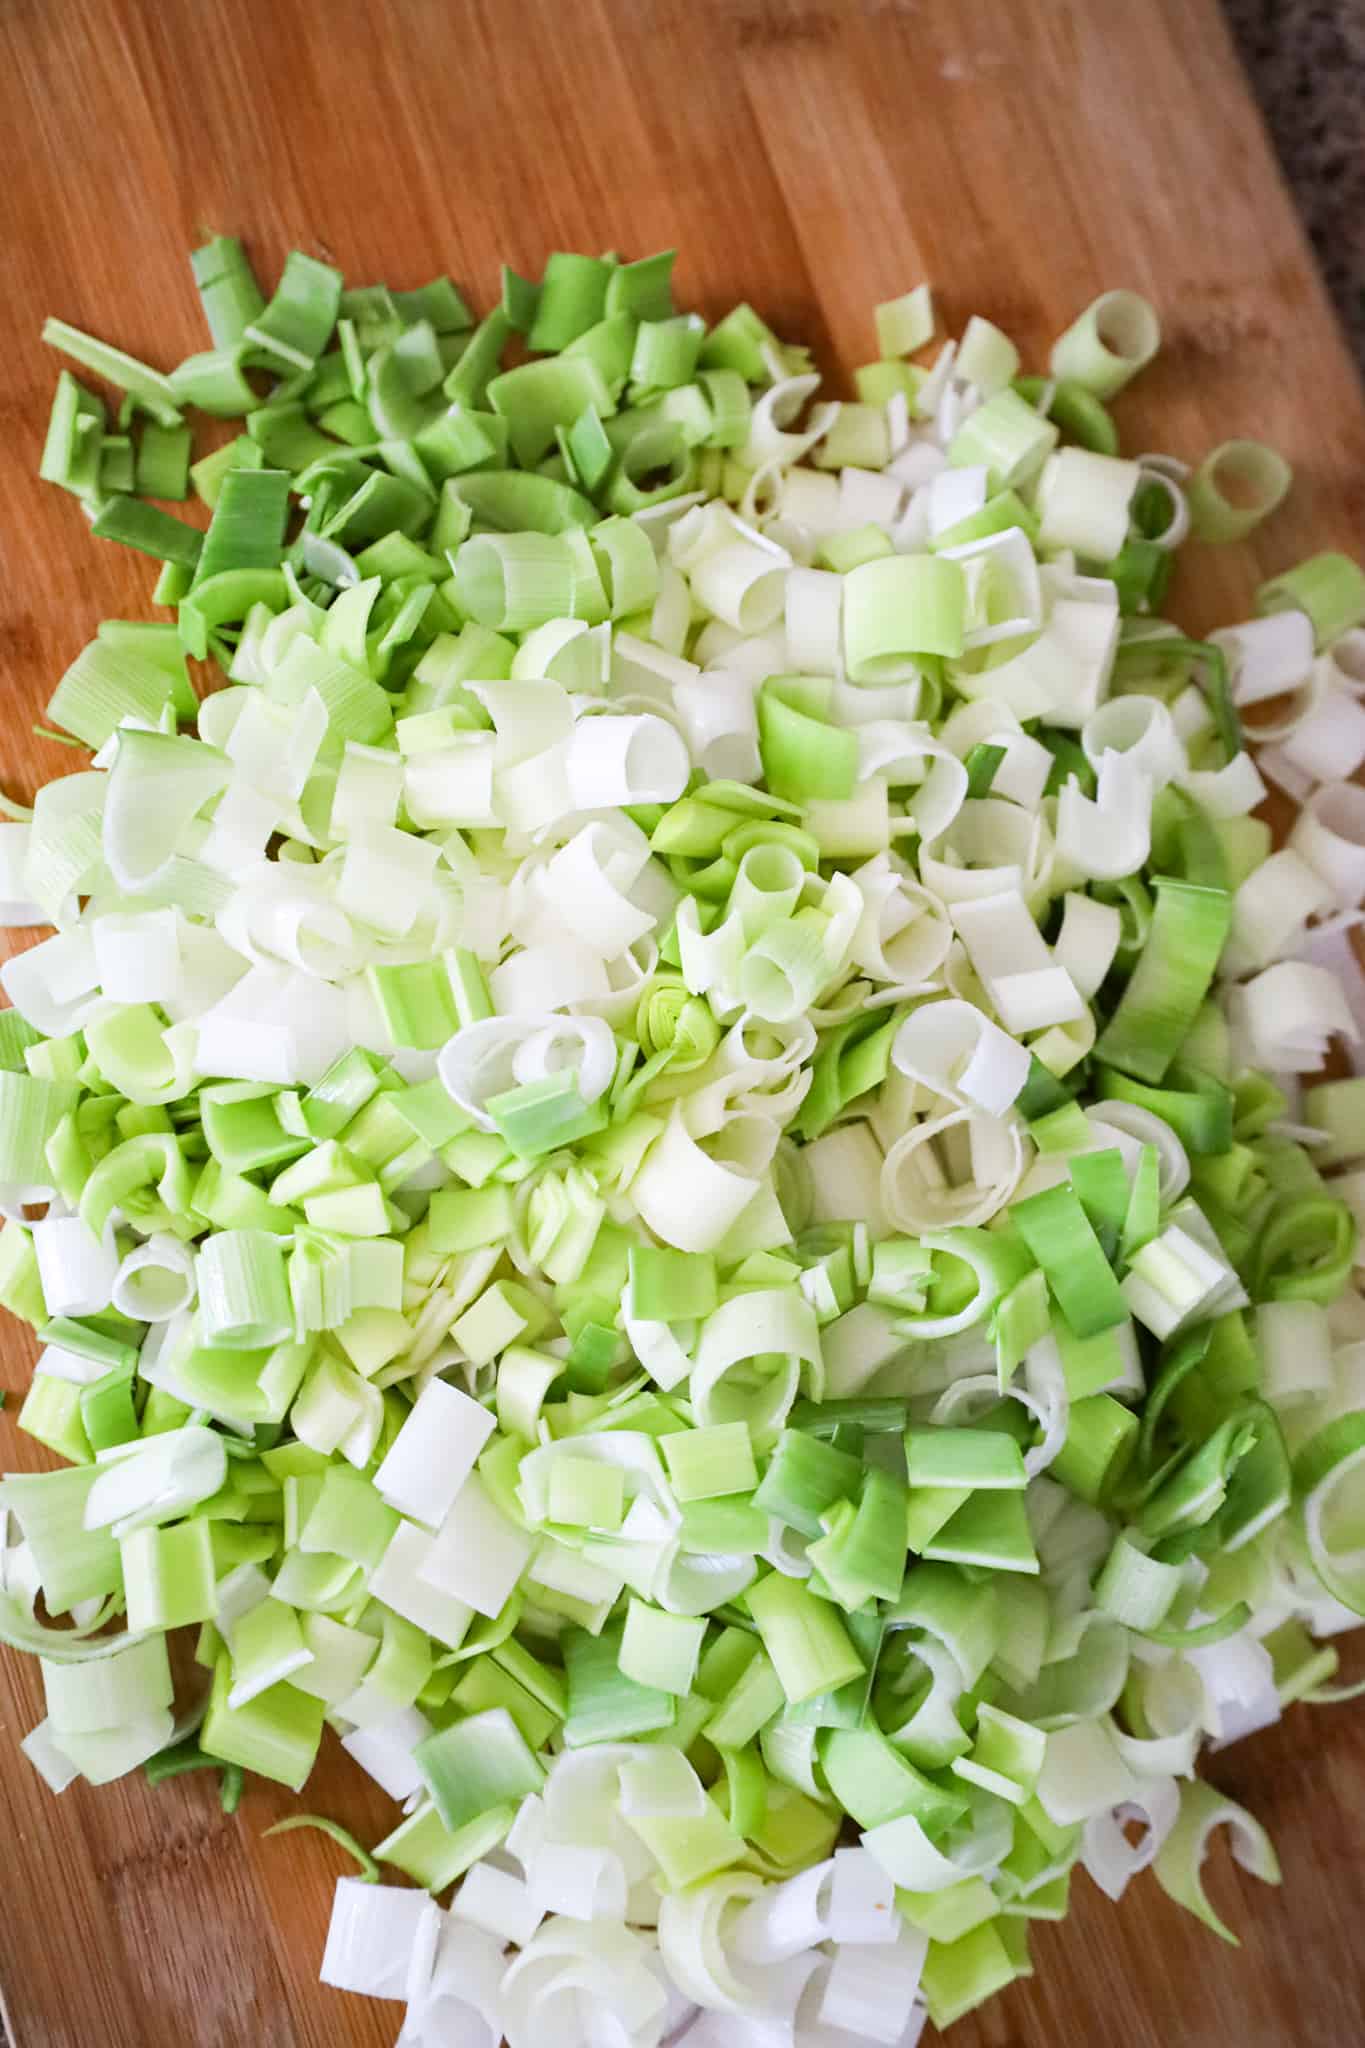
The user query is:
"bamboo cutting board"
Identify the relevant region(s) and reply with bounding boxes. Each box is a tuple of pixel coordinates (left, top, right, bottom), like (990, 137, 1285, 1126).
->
(0, 2, 1362, 2043)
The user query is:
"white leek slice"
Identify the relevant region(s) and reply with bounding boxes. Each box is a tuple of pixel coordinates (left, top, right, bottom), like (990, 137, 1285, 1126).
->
(215, 866, 359, 982)
(1273, 683, 1365, 786)
(1225, 848, 1334, 974)
(40, 1631, 173, 1736)
(1089, 1098, 1190, 1202)
(863, 1786, 1013, 1893)
(741, 373, 836, 470)
(673, 670, 760, 784)
(0, 824, 48, 926)
(949, 890, 1085, 1034)
(825, 1846, 902, 1947)
(31, 1214, 118, 1318)
(819, 1931, 927, 2045)
(489, 940, 610, 1013)
(881, 1108, 1027, 1232)
(985, 729, 1054, 811)
(1036, 1718, 1139, 1826)
(23, 770, 106, 923)
(1083, 694, 1185, 790)
(420, 1470, 534, 1618)
(374, 1378, 496, 1528)
(689, 540, 789, 637)
(1188, 1630, 1282, 1745)
(20, 1718, 81, 1794)
(656, 1872, 770, 2012)
(452, 1861, 545, 1949)
(1177, 748, 1266, 819)
(92, 908, 181, 1002)
(438, 1014, 615, 1130)
(237, 686, 330, 807)
(194, 965, 350, 1086)
(858, 725, 968, 844)
(775, 468, 840, 534)
(850, 858, 952, 997)
(1234, 961, 1358, 1071)
(1291, 781, 1365, 907)
(1053, 893, 1122, 1000)
(368, 1521, 472, 1649)
(320, 1876, 436, 1999)
(467, 680, 572, 766)
(198, 778, 283, 877)
(1036, 448, 1141, 558)
(406, 1917, 503, 2048)
(835, 464, 905, 531)
(1212, 611, 1315, 706)
(2, 929, 102, 1038)
(341, 1706, 433, 1804)
(949, 594, 1118, 727)
(820, 1300, 904, 1396)
(631, 1108, 761, 1253)
(1055, 749, 1152, 882)
(729, 1859, 833, 1965)
(564, 714, 690, 810)
(534, 823, 661, 955)
(83, 1427, 226, 1538)
(403, 734, 500, 831)
(891, 999, 1029, 1114)
(49, 1709, 175, 1786)
(1121, 1217, 1243, 1340)
(523, 1840, 630, 1924)
(939, 526, 1044, 650)
(501, 1918, 668, 2048)
(1081, 1776, 1181, 1901)
(928, 465, 987, 537)
(689, 1288, 821, 1449)
(336, 825, 440, 940)
(784, 565, 843, 673)
(921, 798, 1051, 906)
(803, 1124, 890, 1237)
(103, 732, 230, 891)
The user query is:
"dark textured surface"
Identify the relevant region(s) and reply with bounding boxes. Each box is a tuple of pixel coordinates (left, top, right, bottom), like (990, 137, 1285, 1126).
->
(1226, 0, 1365, 366)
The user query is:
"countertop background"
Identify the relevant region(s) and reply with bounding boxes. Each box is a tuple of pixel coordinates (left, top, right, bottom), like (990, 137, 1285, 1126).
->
(0, 2, 1361, 2045)
(1227, 0, 1365, 364)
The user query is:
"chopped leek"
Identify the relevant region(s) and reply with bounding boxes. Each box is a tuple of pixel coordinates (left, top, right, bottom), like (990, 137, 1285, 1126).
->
(5, 234, 1364, 2048)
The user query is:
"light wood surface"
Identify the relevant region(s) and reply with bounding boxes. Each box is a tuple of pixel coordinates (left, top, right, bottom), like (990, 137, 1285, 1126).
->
(0, 2, 1362, 2044)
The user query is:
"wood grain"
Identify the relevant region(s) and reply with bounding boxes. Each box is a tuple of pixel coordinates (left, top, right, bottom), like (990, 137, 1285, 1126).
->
(0, 2, 1362, 2044)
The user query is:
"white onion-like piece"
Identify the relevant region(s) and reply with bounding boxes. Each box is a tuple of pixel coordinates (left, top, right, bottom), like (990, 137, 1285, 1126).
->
(31, 1213, 118, 1318)
(631, 1108, 763, 1253)
(881, 1108, 1027, 1231)
(1082, 694, 1185, 788)
(1082, 1777, 1182, 1901)
(1291, 780, 1365, 907)
(501, 1919, 668, 2048)
(564, 714, 690, 811)
(111, 1234, 197, 1322)
(320, 1878, 437, 2001)
(891, 998, 1029, 1114)
(438, 1013, 616, 1130)
(1088, 1099, 1190, 1202)
(1211, 611, 1315, 706)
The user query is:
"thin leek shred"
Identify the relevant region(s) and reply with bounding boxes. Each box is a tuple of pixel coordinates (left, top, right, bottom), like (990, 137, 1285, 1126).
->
(7, 237, 1364, 2048)
(265, 1813, 382, 1882)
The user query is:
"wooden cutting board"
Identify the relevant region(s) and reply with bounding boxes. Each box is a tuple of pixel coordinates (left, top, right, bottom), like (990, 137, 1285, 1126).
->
(0, 1, 1362, 2043)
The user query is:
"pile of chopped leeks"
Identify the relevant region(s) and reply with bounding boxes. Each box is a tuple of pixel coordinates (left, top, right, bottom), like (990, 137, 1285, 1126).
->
(3, 240, 1365, 2048)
